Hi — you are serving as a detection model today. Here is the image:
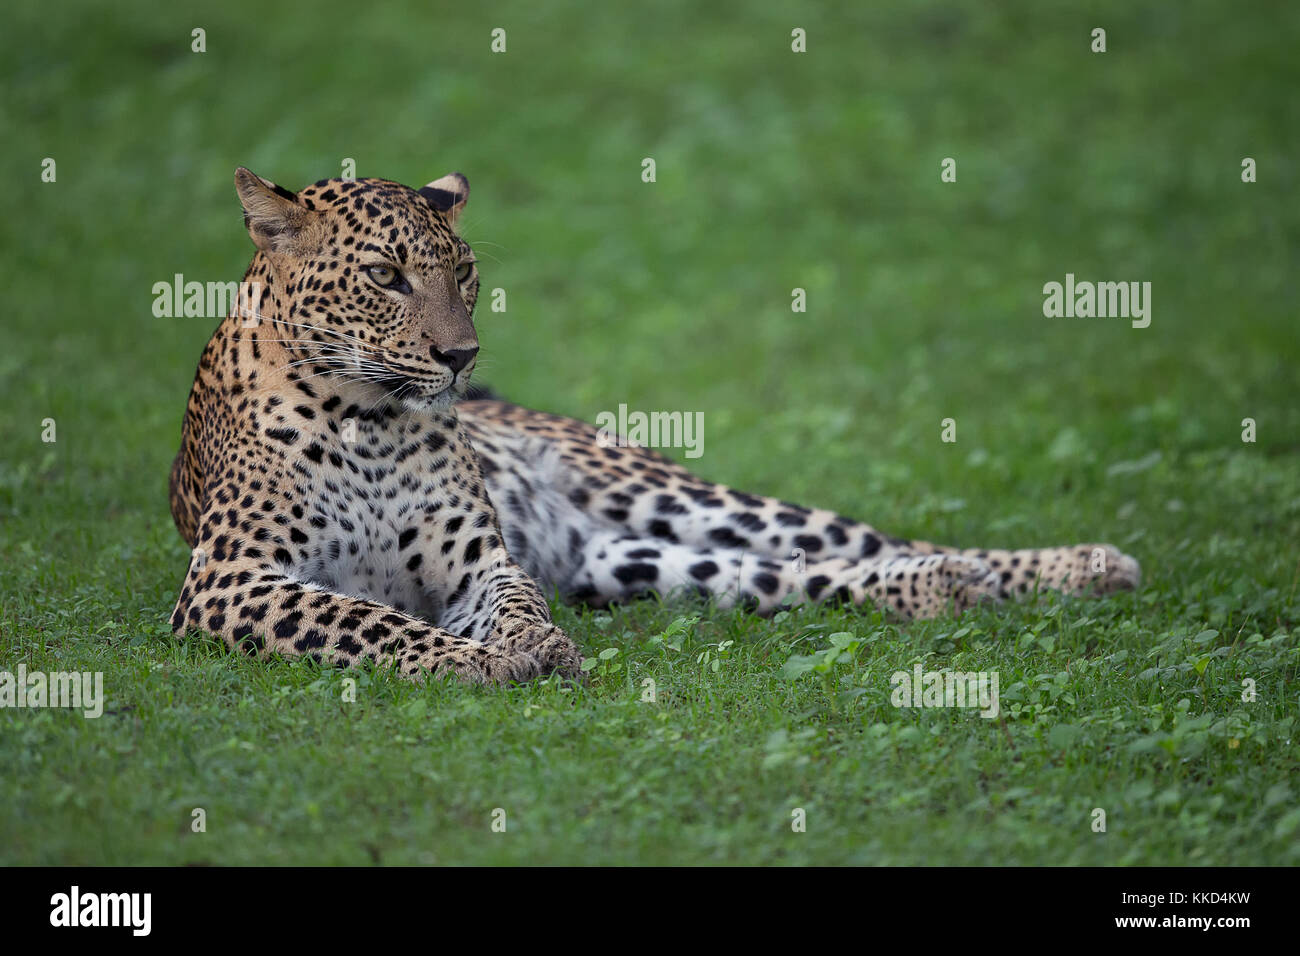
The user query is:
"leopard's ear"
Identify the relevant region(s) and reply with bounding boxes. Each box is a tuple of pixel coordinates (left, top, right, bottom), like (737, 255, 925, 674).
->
(419, 172, 469, 226)
(234, 167, 314, 253)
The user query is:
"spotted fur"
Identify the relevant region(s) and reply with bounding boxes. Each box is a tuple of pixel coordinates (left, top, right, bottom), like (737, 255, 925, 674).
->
(168, 170, 1141, 684)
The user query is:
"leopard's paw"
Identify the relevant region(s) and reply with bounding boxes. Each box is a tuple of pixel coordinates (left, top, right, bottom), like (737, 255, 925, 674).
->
(511, 624, 585, 682)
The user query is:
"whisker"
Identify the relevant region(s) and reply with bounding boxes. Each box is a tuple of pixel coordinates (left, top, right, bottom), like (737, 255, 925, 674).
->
(228, 314, 384, 353)
(284, 364, 397, 387)
(274, 353, 390, 378)
(278, 351, 389, 372)
(272, 319, 381, 345)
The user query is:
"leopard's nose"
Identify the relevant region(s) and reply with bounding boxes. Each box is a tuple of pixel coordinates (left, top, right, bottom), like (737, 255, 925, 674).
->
(432, 346, 478, 374)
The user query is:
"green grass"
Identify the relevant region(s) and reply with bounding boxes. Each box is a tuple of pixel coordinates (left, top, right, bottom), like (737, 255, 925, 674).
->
(2, 0, 1298, 865)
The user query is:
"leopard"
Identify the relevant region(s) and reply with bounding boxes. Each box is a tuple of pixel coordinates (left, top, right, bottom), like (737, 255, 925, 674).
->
(168, 168, 1141, 685)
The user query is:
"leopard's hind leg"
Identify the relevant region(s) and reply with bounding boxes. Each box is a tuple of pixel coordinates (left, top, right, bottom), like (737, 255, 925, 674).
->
(558, 529, 1005, 619)
(460, 400, 1140, 617)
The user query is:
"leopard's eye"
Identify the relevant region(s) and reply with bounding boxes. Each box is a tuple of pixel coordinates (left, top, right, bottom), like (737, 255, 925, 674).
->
(366, 265, 399, 287)
(454, 260, 474, 283)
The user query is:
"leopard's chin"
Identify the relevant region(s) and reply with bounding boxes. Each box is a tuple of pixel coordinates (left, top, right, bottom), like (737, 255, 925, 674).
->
(365, 370, 461, 413)
(398, 385, 461, 413)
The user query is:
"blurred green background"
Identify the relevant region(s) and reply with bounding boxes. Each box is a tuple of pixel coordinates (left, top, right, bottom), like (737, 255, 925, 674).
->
(1, 1, 1297, 864)
(4, 1, 1297, 522)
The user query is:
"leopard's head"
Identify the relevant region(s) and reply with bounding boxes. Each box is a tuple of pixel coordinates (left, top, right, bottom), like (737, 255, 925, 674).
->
(234, 168, 481, 411)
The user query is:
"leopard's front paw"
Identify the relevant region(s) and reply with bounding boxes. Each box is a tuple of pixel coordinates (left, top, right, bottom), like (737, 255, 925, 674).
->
(503, 623, 584, 682)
